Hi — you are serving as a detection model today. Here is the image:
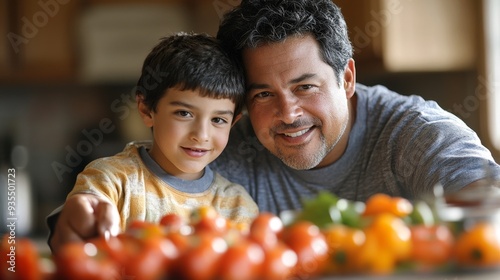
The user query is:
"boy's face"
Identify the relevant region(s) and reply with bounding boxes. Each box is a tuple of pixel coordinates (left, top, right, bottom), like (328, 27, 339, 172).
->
(139, 87, 238, 180)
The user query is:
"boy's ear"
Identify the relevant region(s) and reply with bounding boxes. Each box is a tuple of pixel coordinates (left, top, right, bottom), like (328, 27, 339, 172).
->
(136, 95, 154, 128)
(231, 113, 242, 127)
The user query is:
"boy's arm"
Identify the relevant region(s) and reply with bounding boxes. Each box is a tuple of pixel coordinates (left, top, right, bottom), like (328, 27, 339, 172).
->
(47, 193, 120, 254)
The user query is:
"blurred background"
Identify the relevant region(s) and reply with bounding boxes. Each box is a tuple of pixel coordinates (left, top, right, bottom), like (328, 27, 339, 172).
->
(0, 0, 499, 246)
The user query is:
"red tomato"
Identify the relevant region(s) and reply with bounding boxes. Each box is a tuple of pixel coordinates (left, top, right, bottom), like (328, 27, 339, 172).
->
(191, 205, 228, 235)
(160, 213, 186, 233)
(261, 241, 298, 280)
(54, 242, 118, 280)
(216, 239, 265, 280)
(123, 238, 179, 280)
(249, 212, 284, 250)
(166, 231, 191, 255)
(172, 232, 228, 280)
(1, 236, 41, 280)
(410, 224, 454, 267)
(281, 221, 329, 278)
(89, 234, 129, 266)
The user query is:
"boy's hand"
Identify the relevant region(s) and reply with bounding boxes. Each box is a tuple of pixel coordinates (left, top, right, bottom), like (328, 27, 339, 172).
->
(49, 194, 120, 253)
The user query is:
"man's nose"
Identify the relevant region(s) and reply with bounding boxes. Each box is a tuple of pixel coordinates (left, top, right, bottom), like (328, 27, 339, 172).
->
(276, 93, 303, 124)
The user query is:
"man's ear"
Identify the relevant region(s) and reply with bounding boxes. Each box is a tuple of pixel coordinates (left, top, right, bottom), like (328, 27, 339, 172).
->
(136, 95, 154, 128)
(231, 113, 242, 127)
(343, 58, 356, 99)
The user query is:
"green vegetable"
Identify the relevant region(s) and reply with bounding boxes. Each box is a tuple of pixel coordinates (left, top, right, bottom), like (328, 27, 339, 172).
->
(408, 200, 435, 226)
(297, 191, 341, 228)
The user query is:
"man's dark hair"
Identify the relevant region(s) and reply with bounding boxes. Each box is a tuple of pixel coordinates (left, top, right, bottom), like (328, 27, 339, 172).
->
(217, 0, 353, 85)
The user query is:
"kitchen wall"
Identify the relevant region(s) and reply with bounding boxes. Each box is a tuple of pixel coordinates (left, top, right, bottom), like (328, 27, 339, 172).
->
(0, 0, 498, 238)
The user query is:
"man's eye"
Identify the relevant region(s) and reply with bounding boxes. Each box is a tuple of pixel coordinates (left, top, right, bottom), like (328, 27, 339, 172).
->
(299, 84, 313, 90)
(254, 91, 271, 98)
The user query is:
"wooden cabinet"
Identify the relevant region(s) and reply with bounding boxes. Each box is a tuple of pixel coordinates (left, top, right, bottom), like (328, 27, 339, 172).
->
(1, 0, 80, 83)
(335, 0, 479, 72)
(1, 0, 481, 84)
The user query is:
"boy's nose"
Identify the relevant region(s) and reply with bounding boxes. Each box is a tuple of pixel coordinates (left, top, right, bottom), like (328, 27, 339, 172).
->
(191, 122, 210, 142)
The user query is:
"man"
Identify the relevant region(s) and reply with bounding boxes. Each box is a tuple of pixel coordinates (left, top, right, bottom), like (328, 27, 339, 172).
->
(48, 0, 500, 252)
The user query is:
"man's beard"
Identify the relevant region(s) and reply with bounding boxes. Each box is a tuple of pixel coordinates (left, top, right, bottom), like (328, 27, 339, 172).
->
(275, 134, 329, 170)
(275, 121, 347, 170)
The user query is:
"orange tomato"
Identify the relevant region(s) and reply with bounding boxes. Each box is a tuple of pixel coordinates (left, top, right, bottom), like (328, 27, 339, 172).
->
(368, 213, 412, 262)
(322, 224, 365, 274)
(126, 220, 164, 240)
(409, 224, 454, 267)
(363, 193, 413, 218)
(454, 222, 500, 268)
(355, 228, 395, 275)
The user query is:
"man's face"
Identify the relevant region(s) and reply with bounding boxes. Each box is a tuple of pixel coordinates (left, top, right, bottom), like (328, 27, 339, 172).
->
(243, 35, 356, 169)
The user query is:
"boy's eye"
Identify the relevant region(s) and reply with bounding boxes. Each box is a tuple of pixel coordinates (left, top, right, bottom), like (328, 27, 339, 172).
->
(212, 117, 228, 124)
(176, 110, 192, 117)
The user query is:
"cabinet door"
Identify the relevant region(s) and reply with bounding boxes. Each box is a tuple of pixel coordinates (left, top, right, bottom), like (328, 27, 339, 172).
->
(2, 0, 78, 83)
(0, 1, 11, 78)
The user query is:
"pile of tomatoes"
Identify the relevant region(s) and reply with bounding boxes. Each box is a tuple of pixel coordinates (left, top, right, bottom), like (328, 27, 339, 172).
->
(2, 193, 500, 280)
(298, 192, 500, 275)
(1, 205, 328, 280)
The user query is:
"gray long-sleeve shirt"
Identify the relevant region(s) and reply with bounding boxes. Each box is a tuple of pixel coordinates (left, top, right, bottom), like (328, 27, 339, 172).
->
(210, 83, 500, 213)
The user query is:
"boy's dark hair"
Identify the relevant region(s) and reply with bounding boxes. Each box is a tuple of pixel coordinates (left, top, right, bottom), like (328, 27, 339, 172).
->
(216, 0, 353, 86)
(136, 32, 245, 116)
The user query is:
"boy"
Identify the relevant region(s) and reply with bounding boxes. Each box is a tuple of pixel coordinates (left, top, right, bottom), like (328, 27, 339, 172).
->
(63, 32, 258, 233)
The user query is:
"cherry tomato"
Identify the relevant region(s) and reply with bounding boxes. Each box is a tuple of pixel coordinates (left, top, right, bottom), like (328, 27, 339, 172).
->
(409, 224, 454, 267)
(160, 213, 186, 233)
(261, 241, 298, 280)
(249, 212, 283, 250)
(363, 193, 413, 218)
(322, 224, 365, 274)
(172, 232, 228, 280)
(454, 222, 500, 268)
(368, 213, 412, 262)
(166, 231, 191, 255)
(355, 228, 395, 275)
(281, 221, 329, 278)
(54, 242, 118, 280)
(126, 220, 164, 240)
(1, 235, 41, 280)
(216, 239, 265, 280)
(190, 205, 228, 234)
(123, 237, 179, 280)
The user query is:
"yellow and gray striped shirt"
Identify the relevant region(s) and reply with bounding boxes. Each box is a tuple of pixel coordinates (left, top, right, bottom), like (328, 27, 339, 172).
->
(68, 141, 259, 232)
